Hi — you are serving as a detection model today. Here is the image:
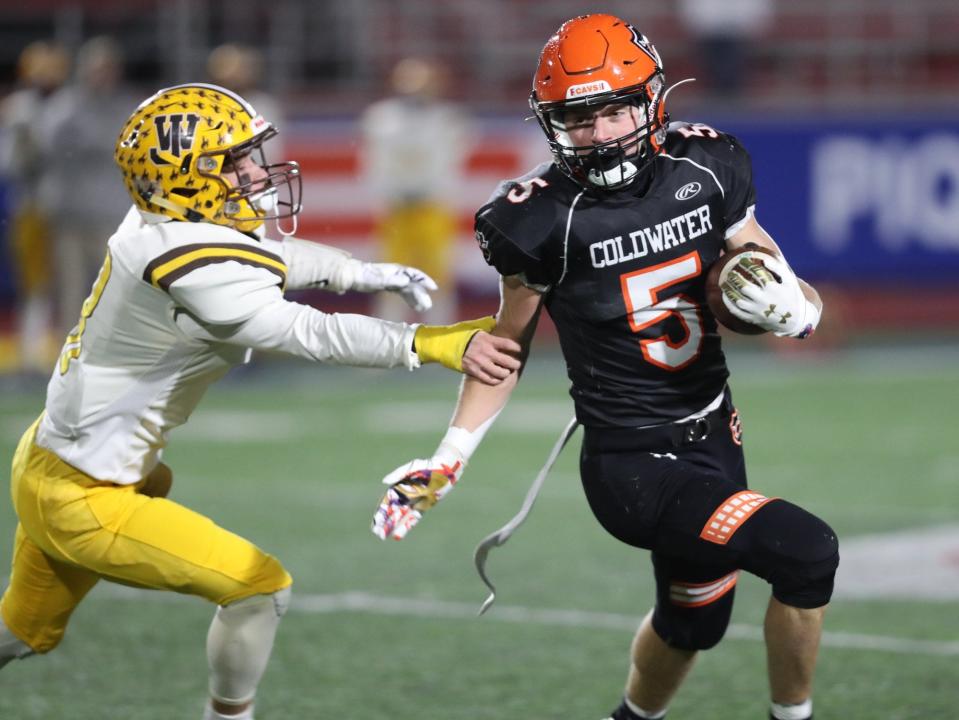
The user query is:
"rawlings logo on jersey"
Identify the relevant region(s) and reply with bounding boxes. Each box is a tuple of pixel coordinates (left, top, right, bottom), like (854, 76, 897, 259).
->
(675, 182, 702, 201)
(149, 113, 200, 165)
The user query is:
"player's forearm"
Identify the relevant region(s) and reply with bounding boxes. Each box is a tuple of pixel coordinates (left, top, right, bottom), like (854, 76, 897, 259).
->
(204, 299, 419, 369)
(263, 236, 361, 292)
(452, 370, 519, 432)
(441, 274, 539, 444)
(429, 336, 524, 464)
(422, 372, 517, 466)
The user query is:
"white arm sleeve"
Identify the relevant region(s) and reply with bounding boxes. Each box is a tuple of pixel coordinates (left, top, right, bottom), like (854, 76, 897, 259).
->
(260, 236, 362, 293)
(168, 263, 419, 369)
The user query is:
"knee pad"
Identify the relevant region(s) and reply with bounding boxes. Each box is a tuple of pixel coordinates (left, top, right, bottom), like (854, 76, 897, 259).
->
(651, 573, 737, 651)
(207, 586, 292, 705)
(215, 585, 291, 628)
(737, 500, 839, 608)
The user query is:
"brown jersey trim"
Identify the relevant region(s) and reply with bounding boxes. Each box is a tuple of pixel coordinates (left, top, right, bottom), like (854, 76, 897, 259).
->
(143, 243, 287, 291)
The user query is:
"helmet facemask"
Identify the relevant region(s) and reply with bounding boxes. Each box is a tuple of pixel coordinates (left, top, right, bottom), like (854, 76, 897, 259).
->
(532, 73, 666, 192)
(203, 128, 302, 236)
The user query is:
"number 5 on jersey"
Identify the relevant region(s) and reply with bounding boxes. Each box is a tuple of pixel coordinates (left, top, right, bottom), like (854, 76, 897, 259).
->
(59, 251, 113, 375)
(620, 251, 703, 371)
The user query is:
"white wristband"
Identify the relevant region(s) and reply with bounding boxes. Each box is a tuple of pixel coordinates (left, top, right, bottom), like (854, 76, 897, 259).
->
(435, 411, 501, 465)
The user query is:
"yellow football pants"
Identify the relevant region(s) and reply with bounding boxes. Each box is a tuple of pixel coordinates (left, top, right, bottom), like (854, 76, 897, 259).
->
(379, 201, 456, 286)
(1, 420, 292, 653)
(10, 202, 52, 294)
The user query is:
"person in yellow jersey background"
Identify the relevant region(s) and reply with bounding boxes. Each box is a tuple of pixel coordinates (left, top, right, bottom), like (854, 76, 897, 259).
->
(0, 83, 521, 720)
(360, 57, 474, 324)
(0, 40, 71, 373)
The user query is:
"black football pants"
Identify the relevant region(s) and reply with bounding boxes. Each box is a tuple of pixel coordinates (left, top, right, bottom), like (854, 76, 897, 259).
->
(579, 398, 838, 650)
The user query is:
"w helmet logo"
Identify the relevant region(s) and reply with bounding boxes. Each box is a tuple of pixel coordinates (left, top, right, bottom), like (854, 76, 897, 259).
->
(150, 113, 200, 165)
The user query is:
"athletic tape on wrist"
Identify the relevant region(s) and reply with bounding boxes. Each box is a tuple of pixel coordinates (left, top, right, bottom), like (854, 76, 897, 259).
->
(436, 411, 502, 463)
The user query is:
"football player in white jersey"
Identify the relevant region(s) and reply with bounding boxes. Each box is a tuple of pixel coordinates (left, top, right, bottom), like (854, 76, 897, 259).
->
(0, 83, 521, 720)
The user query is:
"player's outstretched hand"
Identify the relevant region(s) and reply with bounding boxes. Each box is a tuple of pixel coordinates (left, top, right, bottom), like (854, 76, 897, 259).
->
(462, 331, 522, 385)
(355, 262, 438, 312)
(371, 457, 465, 540)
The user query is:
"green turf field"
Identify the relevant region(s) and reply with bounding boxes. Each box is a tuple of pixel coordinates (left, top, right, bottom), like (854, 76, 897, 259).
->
(0, 341, 956, 719)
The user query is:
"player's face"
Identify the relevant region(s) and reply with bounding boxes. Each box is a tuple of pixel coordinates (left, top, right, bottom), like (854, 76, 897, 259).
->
(220, 151, 269, 192)
(563, 103, 641, 152)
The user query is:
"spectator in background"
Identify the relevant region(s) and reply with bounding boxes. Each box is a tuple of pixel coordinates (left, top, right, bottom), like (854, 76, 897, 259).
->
(677, 0, 773, 100)
(360, 57, 473, 324)
(36, 35, 136, 338)
(0, 41, 70, 374)
(207, 43, 284, 155)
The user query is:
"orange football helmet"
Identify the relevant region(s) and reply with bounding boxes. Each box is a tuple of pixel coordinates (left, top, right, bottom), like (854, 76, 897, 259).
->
(530, 14, 668, 190)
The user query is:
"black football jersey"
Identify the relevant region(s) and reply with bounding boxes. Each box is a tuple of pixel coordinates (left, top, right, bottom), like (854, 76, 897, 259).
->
(475, 121, 756, 427)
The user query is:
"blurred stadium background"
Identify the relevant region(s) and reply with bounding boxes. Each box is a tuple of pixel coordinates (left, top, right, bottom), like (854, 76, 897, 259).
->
(0, 1, 957, 718)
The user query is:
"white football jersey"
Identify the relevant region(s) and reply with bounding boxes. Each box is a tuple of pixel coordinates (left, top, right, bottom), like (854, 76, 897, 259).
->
(360, 97, 472, 205)
(37, 207, 418, 484)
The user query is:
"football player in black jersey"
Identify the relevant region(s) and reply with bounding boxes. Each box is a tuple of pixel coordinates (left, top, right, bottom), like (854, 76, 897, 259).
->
(372, 14, 837, 720)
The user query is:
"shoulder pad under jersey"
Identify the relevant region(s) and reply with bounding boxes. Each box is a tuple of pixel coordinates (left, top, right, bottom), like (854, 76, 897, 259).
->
(474, 163, 575, 286)
(660, 121, 756, 231)
(141, 222, 287, 294)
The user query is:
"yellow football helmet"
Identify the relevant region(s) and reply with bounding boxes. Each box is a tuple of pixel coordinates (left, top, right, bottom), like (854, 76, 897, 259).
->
(114, 83, 301, 233)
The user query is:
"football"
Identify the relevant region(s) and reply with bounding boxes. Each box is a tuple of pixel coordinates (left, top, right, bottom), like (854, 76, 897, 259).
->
(704, 243, 779, 335)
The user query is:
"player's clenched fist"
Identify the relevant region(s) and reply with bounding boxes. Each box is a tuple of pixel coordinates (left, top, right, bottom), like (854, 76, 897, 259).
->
(721, 254, 819, 338)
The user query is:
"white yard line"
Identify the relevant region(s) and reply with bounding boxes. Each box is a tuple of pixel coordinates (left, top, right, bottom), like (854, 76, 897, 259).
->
(98, 585, 959, 658)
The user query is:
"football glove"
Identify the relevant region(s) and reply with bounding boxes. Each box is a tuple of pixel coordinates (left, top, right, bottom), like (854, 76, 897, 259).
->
(721, 254, 819, 338)
(353, 262, 438, 312)
(371, 456, 465, 541)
